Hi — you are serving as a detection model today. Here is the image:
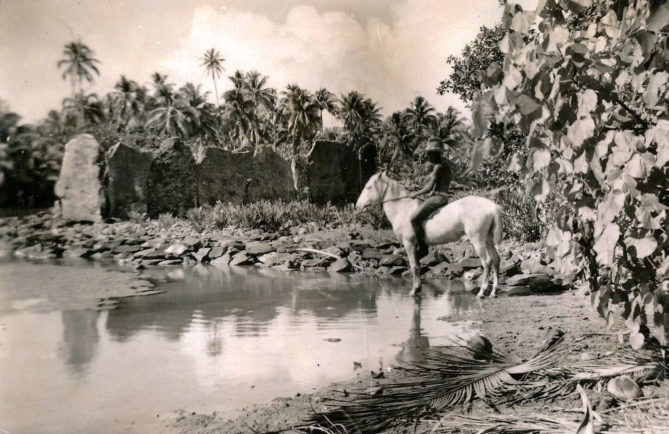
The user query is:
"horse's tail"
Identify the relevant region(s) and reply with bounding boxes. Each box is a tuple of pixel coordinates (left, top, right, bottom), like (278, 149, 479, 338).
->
(491, 206, 503, 244)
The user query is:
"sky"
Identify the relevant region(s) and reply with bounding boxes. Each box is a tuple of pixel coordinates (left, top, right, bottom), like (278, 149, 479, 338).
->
(0, 0, 536, 124)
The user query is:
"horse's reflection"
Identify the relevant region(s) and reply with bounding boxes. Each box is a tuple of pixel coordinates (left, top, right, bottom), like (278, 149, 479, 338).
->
(397, 296, 429, 364)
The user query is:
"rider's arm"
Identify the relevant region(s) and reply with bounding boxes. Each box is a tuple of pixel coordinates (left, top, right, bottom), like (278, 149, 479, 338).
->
(412, 164, 441, 197)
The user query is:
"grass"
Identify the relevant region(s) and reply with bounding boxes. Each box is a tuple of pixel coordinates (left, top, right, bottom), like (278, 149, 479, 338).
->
(185, 200, 389, 234)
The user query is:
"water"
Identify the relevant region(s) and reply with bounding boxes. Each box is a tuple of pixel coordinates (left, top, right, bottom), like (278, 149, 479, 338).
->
(0, 260, 483, 433)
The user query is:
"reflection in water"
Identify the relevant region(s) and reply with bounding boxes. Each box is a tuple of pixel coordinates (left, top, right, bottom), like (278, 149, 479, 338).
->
(1, 261, 483, 434)
(397, 296, 430, 364)
(58, 309, 100, 375)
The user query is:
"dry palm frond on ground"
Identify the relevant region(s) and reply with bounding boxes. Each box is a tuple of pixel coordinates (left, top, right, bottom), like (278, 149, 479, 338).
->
(297, 332, 665, 434)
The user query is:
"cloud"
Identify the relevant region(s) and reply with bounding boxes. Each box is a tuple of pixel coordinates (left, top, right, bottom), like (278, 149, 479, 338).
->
(159, 1, 509, 119)
(1, 0, 538, 122)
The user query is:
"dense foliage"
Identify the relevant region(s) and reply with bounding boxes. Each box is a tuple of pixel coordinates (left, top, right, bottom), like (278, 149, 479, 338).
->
(471, 0, 669, 342)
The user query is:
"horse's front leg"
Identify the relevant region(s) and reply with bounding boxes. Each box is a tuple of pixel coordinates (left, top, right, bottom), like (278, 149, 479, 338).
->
(403, 239, 422, 296)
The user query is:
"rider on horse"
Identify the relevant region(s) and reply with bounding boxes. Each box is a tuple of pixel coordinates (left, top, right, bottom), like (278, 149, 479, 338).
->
(410, 140, 452, 258)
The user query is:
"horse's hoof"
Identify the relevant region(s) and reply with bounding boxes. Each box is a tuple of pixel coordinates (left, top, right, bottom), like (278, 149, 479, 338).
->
(491, 292, 498, 298)
(410, 288, 421, 297)
(476, 292, 485, 298)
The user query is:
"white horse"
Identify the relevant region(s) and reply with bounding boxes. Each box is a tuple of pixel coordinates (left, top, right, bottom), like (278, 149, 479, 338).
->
(356, 171, 503, 298)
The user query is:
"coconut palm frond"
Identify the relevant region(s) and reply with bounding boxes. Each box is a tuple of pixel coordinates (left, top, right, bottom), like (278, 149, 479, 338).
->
(302, 335, 566, 433)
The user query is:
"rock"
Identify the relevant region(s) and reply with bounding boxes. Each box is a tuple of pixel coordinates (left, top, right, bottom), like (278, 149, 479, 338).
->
(54, 134, 105, 222)
(500, 259, 521, 276)
(323, 246, 344, 257)
(505, 274, 564, 292)
(379, 254, 405, 266)
(388, 266, 408, 275)
(429, 261, 451, 276)
(147, 138, 197, 218)
(607, 376, 642, 401)
(301, 258, 330, 268)
(420, 252, 443, 267)
(211, 253, 231, 266)
(458, 257, 482, 270)
(629, 332, 646, 350)
(192, 248, 211, 262)
(328, 258, 352, 273)
(182, 236, 201, 248)
(245, 241, 273, 256)
(230, 252, 252, 266)
(209, 246, 225, 259)
(63, 247, 89, 259)
(106, 143, 152, 218)
(467, 335, 493, 360)
(361, 247, 383, 260)
(463, 268, 482, 280)
(198, 147, 295, 206)
(579, 352, 597, 361)
(306, 141, 360, 205)
(158, 259, 182, 266)
(165, 243, 188, 256)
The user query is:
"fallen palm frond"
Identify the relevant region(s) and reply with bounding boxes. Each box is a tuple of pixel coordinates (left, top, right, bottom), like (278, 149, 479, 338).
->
(499, 351, 663, 406)
(299, 334, 565, 433)
(297, 332, 666, 434)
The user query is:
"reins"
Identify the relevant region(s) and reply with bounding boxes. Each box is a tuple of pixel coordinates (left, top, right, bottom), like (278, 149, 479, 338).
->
(361, 179, 414, 209)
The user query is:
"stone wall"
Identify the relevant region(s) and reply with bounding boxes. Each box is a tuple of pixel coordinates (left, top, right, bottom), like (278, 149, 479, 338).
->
(52, 136, 369, 222)
(54, 134, 105, 222)
(197, 147, 295, 206)
(107, 143, 152, 218)
(147, 138, 197, 218)
(305, 141, 361, 205)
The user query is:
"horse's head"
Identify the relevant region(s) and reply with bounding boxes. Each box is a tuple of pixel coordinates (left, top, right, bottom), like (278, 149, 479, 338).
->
(356, 171, 388, 209)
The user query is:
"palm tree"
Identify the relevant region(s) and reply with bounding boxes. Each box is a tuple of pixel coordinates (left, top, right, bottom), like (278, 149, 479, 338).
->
(200, 48, 225, 107)
(243, 70, 276, 112)
(57, 41, 101, 95)
(405, 96, 435, 139)
(111, 75, 147, 131)
(63, 92, 105, 127)
(430, 106, 469, 151)
(223, 86, 256, 149)
(280, 84, 320, 157)
(337, 91, 382, 150)
(314, 88, 337, 131)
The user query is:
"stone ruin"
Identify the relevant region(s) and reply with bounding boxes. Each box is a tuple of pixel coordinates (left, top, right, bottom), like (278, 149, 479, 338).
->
(53, 135, 373, 222)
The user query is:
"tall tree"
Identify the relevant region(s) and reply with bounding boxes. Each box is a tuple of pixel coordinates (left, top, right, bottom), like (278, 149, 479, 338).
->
(200, 48, 225, 107)
(111, 75, 147, 131)
(280, 84, 320, 156)
(314, 88, 337, 131)
(437, 25, 505, 103)
(57, 41, 101, 96)
(337, 91, 382, 150)
(404, 96, 435, 144)
(243, 70, 276, 112)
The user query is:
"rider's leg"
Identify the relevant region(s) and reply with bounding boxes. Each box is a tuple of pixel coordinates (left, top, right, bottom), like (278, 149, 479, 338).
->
(410, 196, 448, 259)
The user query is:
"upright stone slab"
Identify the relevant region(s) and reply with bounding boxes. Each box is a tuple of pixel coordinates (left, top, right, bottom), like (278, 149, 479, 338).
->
(107, 143, 152, 218)
(198, 147, 296, 206)
(247, 148, 296, 202)
(198, 148, 253, 206)
(147, 138, 197, 217)
(306, 141, 360, 205)
(359, 142, 378, 188)
(54, 134, 105, 222)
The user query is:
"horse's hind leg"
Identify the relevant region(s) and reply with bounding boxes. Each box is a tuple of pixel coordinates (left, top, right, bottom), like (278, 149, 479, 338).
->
(486, 237, 501, 297)
(472, 238, 492, 298)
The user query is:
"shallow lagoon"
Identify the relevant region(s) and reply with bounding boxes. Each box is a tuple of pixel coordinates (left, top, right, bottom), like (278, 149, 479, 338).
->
(0, 260, 482, 433)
